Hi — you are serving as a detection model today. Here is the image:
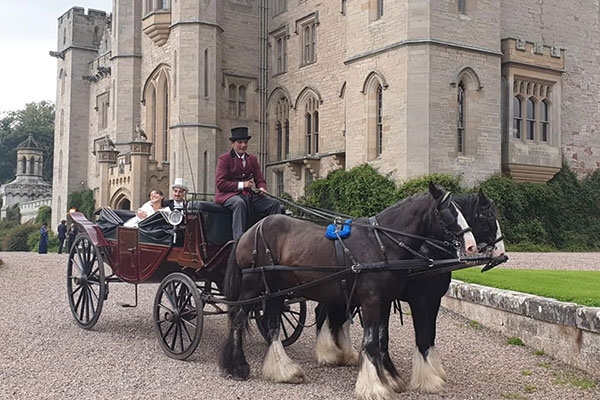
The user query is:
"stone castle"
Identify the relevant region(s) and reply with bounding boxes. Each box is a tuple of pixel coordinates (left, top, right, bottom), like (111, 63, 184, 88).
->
(51, 0, 600, 228)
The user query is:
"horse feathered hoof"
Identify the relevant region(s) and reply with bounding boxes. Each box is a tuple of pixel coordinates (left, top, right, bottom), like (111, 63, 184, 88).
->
(262, 339, 306, 383)
(231, 363, 250, 381)
(355, 354, 397, 400)
(409, 348, 446, 393)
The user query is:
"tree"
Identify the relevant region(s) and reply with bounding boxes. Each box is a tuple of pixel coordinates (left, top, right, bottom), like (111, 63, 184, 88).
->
(0, 101, 55, 184)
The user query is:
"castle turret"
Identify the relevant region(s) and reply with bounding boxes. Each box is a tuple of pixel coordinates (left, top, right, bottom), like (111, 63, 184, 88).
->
(51, 7, 108, 229)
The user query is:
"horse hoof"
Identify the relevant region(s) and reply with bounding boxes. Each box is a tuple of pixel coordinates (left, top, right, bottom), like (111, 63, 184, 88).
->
(228, 364, 250, 381)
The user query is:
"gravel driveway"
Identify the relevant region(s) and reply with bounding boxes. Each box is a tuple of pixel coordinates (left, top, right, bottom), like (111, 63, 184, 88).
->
(0, 252, 598, 399)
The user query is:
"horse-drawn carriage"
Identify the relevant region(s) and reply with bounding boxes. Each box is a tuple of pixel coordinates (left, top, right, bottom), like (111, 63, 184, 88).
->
(67, 185, 507, 399)
(67, 199, 306, 360)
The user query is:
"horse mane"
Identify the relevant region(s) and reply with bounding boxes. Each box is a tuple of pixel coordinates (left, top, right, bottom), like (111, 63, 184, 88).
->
(454, 194, 479, 219)
(375, 192, 435, 222)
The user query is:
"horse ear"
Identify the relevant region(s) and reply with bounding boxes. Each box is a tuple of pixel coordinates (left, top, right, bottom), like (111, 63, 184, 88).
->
(429, 182, 443, 200)
(478, 188, 491, 207)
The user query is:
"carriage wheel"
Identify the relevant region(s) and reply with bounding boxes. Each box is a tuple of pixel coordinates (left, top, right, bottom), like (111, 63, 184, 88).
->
(67, 234, 107, 329)
(254, 297, 307, 347)
(153, 272, 203, 360)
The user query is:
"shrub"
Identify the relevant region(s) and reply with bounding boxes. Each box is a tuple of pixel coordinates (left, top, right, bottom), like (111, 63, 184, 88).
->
(35, 206, 52, 225)
(306, 164, 397, 217)
(67, 189, 95, 220)
(1, 224, 39, 251)
(0, 220, 18, 247)
(397, 173, 463, 200)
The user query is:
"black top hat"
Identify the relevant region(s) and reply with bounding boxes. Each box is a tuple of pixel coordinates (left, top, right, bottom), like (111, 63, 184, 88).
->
(230, 127, 251, 141)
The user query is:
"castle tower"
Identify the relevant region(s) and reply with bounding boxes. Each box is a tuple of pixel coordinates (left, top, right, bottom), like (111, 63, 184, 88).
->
(0, 136, 52, 220)
(51, 7, 108, 229)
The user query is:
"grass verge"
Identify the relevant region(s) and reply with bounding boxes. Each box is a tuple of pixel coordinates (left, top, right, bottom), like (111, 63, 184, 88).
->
(452, 268, 600, 307)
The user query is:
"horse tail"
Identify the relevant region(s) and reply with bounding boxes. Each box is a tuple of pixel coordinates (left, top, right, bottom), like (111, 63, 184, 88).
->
(223, 239, 242, 301)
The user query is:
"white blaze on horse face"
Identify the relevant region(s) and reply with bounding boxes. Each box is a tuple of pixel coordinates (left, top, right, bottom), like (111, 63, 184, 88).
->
(453, 205, 477, 256)
(493, 220, 506, 257)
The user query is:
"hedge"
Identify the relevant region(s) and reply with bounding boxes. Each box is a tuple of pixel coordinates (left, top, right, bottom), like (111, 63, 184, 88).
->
(1, 224, 40, 251)
(305, 163, 600, 251)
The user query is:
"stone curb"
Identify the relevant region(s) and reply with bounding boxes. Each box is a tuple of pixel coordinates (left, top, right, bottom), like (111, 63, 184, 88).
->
(443, 279, 600, 377)
(446, 280, 600, 333)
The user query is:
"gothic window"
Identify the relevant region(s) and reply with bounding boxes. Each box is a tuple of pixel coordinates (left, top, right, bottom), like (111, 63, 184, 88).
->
(303, 95, 319, 155)
(150, 85, 157, 158)
(163, 83, 169, 161)
(541, 100, 550, 142)
(276, 121, 283, 161)
(269, 91, 290, 162)
(513, 96, 522, 139)
(284, 119, 290, 158)
(29, 157, 35, 175)
(376, 84, 383, 156)
(526, 98, 536, 140)
(457, 82, 465, 154)
(143, 66, 170, 163)
(20, 157, 26, 175)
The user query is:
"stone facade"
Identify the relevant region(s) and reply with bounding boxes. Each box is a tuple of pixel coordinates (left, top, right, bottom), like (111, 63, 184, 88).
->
(0, 136, 52, 220)
(52, 0, 600, 227)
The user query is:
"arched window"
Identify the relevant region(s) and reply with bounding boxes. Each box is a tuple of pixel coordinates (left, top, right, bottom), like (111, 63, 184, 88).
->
(376, 84, 383, 156)
(541, 100, 550, 142)
(284, 119, 290, 159)
(94, 26, 100, 43)
(276, 121, 283, 161)
(513, 96, 522, 139)
(527, 98, 536, 140)
(163, 82, 169, 161)
(20, 157, 27, 175)
(305, 113, 312, 155)
(314, 111, 319, 154)
(150, 85, 157, 158)
(457, 82, 465, 153)
(269, 93, 290, 162)
(143, 65, 170, 163)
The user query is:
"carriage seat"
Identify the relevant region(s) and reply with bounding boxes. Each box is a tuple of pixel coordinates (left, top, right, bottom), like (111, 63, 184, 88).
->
(186, 200, 285, 246)
(95, 207, 175, 246)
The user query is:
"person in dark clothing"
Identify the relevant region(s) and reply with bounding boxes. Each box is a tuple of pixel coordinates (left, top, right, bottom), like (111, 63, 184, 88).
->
(39, 223, 49, 254)
(57, 220, 67, 254)
(215, 127, 281, 240)
(67, 223, 78, 252)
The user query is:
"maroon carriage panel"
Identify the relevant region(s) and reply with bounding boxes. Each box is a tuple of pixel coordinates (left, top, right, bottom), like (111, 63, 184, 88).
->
(116, 227, 139, 282)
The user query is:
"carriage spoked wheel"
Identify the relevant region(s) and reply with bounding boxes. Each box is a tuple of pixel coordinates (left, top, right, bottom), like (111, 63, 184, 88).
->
(153, 272, 204, 360)
(67, 234, 107, 329)
(254, 297, 307, 347)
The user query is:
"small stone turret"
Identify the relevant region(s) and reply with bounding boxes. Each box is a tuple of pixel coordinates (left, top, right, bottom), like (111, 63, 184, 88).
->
(0, 135, 52, 221)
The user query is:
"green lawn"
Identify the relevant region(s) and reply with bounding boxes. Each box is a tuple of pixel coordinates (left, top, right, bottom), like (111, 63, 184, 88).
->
(452, 268, 600, 307)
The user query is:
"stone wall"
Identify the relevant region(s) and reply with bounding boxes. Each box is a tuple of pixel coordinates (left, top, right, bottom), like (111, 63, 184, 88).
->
(443, 280, 600, 377)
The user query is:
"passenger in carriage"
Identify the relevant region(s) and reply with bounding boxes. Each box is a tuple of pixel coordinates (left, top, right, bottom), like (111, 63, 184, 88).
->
(123, 189, 168, 228)
(215, 127, 281, 240)
(164, 178, 188, 212)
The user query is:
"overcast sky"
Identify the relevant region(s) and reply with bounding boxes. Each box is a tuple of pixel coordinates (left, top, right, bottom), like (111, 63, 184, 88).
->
(0, 0, 112, 114)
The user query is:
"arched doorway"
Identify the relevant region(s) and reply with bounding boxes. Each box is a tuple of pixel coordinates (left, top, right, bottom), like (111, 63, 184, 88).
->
(110, 189, 132, 210)
(117, 198, 131, 210)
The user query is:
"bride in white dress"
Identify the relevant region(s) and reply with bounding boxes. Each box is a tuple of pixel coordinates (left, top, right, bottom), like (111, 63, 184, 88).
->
(124, 189, 169, 228)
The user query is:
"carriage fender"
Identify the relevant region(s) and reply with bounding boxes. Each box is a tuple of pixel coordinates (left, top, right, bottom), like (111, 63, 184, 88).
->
(70, 211, 110, 247)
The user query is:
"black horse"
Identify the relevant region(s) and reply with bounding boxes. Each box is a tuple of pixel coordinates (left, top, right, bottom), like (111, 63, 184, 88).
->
(400, 190, 506, 392)
(219, 184, 477, 400)
(312, 190, 506, 393)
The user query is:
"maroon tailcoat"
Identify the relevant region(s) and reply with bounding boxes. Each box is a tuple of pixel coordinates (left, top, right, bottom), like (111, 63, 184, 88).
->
(215, 149, 267, 204)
